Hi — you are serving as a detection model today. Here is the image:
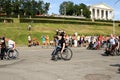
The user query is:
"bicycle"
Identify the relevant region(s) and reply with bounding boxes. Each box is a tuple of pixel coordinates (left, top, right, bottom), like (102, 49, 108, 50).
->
(52, 46, 73, 61)
(4, 48, 19, 59)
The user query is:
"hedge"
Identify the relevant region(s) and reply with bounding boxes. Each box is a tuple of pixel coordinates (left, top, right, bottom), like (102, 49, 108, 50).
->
(33, 16, 92, 21)
(20, 18, 112, 26)
(0, 18, 13, 23)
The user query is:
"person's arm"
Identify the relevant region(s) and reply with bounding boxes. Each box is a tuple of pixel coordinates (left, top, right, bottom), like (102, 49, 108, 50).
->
(13, 42, 16, 50)
(61, 43, 65, 53)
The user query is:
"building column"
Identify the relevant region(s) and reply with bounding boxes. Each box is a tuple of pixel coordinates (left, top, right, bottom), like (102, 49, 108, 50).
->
(90, 8, 93, 19)
(106, 10, 108, 20)
(95, 8, 97, 19)
(108, 10, 110, 20)
(99, 9, 102, 19)
(103, 10, 106, 20)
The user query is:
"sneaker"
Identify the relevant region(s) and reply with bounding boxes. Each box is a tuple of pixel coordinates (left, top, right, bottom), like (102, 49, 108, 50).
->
(57, 57, 61, 60)
(51, 56, 57, 61)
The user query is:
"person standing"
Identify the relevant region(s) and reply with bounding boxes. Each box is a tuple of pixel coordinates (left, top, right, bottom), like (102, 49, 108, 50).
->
(45, 35, 49, 46)
(41, 36, 46, 48)
(28, 35, 32, 47)
(0, 37, 6, 60)
(28, 24, 31, 31)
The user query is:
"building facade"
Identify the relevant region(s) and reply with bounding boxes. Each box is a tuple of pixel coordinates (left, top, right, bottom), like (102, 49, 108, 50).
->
(89, 3, 114, 20)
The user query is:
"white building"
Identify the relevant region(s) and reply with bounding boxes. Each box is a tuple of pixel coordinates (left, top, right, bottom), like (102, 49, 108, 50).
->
(89, 3, 114, 20)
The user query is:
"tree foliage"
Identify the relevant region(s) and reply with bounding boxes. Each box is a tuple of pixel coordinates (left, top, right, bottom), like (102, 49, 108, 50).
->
(59, 1, 91, 18)
(0, 0, 50, 16)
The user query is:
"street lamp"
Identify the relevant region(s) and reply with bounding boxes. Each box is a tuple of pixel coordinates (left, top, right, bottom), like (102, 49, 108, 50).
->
(112, 14, 115, 35)
(63, 4, 66, 15)
(81, 9, 83, 17)
(113, 19, 115, 35)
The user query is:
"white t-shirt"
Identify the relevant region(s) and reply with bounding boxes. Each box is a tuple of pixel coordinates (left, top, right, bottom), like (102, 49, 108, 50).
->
(28, 36, 31, 41)
(109, 38, 116, 45)
(8, 40, 15, 48)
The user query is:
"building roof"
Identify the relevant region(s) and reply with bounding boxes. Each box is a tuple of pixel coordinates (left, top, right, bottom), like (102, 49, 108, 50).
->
(90, 3, 114, 10)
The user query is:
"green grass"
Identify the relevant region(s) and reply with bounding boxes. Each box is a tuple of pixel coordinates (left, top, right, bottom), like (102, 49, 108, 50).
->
(0, 19, 120, 46)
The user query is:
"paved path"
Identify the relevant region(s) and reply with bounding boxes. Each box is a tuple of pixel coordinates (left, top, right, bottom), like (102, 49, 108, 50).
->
(0, 46, 120, 80)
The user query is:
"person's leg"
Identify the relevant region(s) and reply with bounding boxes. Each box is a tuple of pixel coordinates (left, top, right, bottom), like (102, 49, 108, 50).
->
(51, 46, 61, 60)
(1, 48, 6, 60)
(51, 47, 57, 60)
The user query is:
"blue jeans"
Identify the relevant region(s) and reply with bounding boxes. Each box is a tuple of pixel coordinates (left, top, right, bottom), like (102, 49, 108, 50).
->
(51, 46, 61, 56)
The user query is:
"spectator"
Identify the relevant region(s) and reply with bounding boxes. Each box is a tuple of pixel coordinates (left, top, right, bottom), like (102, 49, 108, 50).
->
(28, 34, 32, 47)
(41, 36, 46, 48)
(32, 38, 39, 46)
(28, 24, 31, 31)
(45, 35, 49, 46)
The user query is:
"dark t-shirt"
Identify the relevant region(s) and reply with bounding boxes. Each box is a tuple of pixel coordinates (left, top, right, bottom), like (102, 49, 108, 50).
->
(58, 38, 65, 47)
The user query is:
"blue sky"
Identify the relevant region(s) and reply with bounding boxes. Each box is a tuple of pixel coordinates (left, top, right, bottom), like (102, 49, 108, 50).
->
(42, 0, 120, 20)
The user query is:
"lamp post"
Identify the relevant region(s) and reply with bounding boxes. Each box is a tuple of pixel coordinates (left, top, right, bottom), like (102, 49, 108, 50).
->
(112, 14, 115, 35)
(63, 4, 66, 16)
(81, 9, 83, 17)
(113, 19, 115, 35)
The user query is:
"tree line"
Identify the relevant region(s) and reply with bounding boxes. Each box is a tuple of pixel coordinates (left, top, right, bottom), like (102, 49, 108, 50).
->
(0, 0, 50, 17)
(0, 0, 91, 18)
(59, 1, 91, 18)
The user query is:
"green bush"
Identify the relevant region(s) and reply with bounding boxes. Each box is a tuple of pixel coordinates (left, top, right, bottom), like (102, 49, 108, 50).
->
(0, 18, 13, 23)
(33, 16, 91, 21)
(20, 18, 112, 26)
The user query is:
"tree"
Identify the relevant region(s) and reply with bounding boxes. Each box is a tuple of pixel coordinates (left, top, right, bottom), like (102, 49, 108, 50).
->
(44, 2, 50, 14)
(0, 0, 50, 17)
(3, 0, 12, 16)
(59, 1, 91, 18)
(66, 1, 74, 15)
(59, 1, 67, 15)
(36, 0, 44, 15)
(79, 3, 91, 18)
(59, 1, 74, 15)
(73, 4, 79, 16)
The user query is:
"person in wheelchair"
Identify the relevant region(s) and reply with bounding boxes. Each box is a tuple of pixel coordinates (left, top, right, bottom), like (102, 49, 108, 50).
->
(5, 38, 16, 52)
(51, 31, 66, 60)
(105, 34, 118, 56)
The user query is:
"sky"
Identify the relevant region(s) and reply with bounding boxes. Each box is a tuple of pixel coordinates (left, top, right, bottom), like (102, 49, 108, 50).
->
(42, 0, 120, 20)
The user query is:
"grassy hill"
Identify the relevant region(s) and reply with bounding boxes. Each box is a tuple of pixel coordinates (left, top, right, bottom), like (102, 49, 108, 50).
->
(0, 17, 120, 46)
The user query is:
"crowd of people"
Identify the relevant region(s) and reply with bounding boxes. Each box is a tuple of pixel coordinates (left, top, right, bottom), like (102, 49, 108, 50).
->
(27, 28, 120, 57)
(26, 23, 120, 54)
(53, 30, 120, 56)
(28, 34, 51, 47)
(28, 34, 40, 47)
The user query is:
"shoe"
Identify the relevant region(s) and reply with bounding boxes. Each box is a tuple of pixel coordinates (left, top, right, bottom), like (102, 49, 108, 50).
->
(51, 56, 57, 61)
(1, 58, 3, 60)
(12, 56, 16, 59)
(57, 57, 61, 60)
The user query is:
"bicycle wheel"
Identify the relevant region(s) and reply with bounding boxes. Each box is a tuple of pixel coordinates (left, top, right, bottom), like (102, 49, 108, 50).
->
(116, 49, 120, 56)
(7, 49, 19, 59)
(111, 50, 115, 56)
(61, 48, 73, 60)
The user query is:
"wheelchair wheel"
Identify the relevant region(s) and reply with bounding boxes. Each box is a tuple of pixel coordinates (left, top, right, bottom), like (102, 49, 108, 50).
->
(60, 48, 73, 60)
(110, 50, 115, 56)
(116, 49, 120, 56)
(7, 49, 19, 59)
